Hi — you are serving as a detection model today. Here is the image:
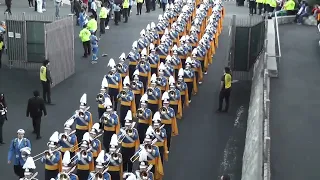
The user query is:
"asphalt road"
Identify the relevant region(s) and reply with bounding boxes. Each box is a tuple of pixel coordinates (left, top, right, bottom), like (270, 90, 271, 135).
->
(270, 25, 320, 180)
(0, 2, 251, 180)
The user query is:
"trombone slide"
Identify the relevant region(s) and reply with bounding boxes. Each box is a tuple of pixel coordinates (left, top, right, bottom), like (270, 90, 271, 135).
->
(130, 148, 142, 162)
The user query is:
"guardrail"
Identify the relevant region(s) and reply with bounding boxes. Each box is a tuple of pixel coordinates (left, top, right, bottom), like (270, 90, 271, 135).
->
(270, 13, 282, 63)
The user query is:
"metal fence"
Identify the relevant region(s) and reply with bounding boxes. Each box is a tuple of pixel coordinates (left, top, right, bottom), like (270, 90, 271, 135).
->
(226, 15, 265, 80)
(4, 13, 75, 87)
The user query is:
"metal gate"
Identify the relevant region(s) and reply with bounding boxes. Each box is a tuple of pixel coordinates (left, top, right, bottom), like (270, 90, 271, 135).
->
(45, 16, 75, 87)
(226, 15, 266, 80)
(4, 13, 75, 87)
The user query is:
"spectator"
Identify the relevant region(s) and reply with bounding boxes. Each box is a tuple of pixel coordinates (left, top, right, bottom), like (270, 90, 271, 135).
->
(78, 9, 88, 27)
(54, 0, 62, 18)
(136, 0, 143, 15)
(5, 0, 12, 15)
(26, 90, 47, 140)
(40, 60, 53, 105)
(0, 36, 4, 69)
(0, 93, 7, 120)
(91, 0, 97, 20)
(28, 0, 34, 8)
(99, 3, 108, 35)
(0, 101, 7, 145)
(160, 0, 167, 13)
(312, 4, 320, 17)
(297, 1, 310, 24)
(79, 24, 91, 57)
(113, 3, 121, 25)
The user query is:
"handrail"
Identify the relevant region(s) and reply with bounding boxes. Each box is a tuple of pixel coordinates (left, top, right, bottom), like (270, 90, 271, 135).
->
(271, 12, 282, 59)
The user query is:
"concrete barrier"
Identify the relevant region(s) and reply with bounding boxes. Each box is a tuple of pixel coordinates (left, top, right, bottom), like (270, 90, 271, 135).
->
(276, 15, 295, 25)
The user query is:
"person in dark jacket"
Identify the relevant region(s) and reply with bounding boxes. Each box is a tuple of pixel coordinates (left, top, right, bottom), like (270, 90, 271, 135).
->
(26, 90, 47, 140)
(0, 93, 7, 144)
(5, 0, 12, 15)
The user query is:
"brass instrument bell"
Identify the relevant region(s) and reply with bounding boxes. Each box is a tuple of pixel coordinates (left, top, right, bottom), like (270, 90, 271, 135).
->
(120, 90, 127, 97)
(145, 144, 152, 152)
(139, 60, 146, 66)
(126, 129, 133, 136)
(112, 152, 119, 160)
(140, 170, 148, 179)
(95, 172, 104, 179)
(160, 107, 167, 114)
(108, 71, 114, 76)
(137, 108, 144, 118)
(59, 172, 69, 180)
(168, 90, 176, 98)
(96, 93, 105, 102)
(156, 77, 162, 84)
(78, 111, 85, 118)
(131, 81, 137, 88)
(116, 63, 123, 70)
(154, 128, 161, 135)
(147, 88, 153, 95)
(81, 149, 88, 158)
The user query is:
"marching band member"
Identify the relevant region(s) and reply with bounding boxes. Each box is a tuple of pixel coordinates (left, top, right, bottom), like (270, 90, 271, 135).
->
(162, 29, 173, 49)
(145, 24, 153, 54)
(20, 157, 37, 180)
(117, 53, 129, 83)
(127, 41, 141, 79)
(156, 35, 169, 64)
(59, 119, 78, 158)
(188, 26, 199, 50)
(136, 48, 151, 91)
(196, 38, 210, 74)
(73, 132, 94, 180)
(137, 94, 152, 144)
(40, 131, 62, 180)
(184, 58, 197, 103)
(101, 97, 120, 150)
(156, 62, 169, 95)
(159, 92, 179, 151)
(191, 48, 204, 86)
(106, 134, 123, 180)
(8, 129, 32, 178)
(123, 172, 138, 180)
(171, 45, 182, 79)
(177, 36, 188, 68)
(53, 151, 78, 180)
(87, 150, 111, 180)
(150, 112, 168, 163)
(75, 93, 93, 143)
(163, 56, 175, 79)
(176, 68, 190, 108)
(146, 74, 162, 115)
(106, 58, 123, 111)
(134, 158, 154, 180)
(167, 4, 175, 27)
(131, 70, 145, 109)
(118, 111, 139, 172)
(147, 43, 160, 75)
(137, 29, 148, 54)
(97, 78, 110, 119)
(89, 123, 102, 163)
(155, 15, 168, 43)
(118, 76, 136, 127)
(150, 22, 159, 46)
(131, 135, 163, 180)
(169, 22, 180, 46)
(168, 76, 182, 119)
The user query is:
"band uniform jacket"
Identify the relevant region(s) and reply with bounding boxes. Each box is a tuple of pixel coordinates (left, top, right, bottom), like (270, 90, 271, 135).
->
(169, 88, 183, 119)
(191, 57, 203, 83)
(88, 171, 111, 180)
(118, 63, 129, 80)
(169, 29, 179, 45)
(135, 145, 163, 180)
(74, 110, 93, 131)
(183, 68, 198, 95)
(137, 107, 152, 125)
(127, 50, 141, 67)
(156, 76, 169, 93)
(91, 138, 102, 158)
(147, 86, 162, 108)
(156, 44, 169, 62)
(153, 127, 169, 161)
(26, 96, 47, 118)
(197, 44, 210, 72)
(98, 93, 111, 109)
(103, 112, 120, 133)
(177, 81, 190, 107)
(150, 30, 159, 45)
(74, 151, 94, 171)
(160, 107, 179, 136)
(162, 64, 174, 79)
(131, 81, 144, 97)
(40, 151, 62, 172)
(54, 173, 78, 180)
(136, 170, 154, 180)
(117, 90, 136, 116)
(104, 152, 123, 174)
(106, 72, 123, 92)
(59, 133, 79, 154)
(136, 61, 151, 85)
(171, 55, 182, 74)
(188, 33, 198, 49)
(147, 52, 160, 71)
(7, 138, 31, 165)
(137, 37, 148, 53)
(177, 45, 187, 61)
(118, 127, 140, 150)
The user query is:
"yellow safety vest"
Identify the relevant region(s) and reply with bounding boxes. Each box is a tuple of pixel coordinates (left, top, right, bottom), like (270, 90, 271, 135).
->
(256, 0, 263, 3)
(123, 0, 129, 8)
(269, 0, 277, 7)
(87, 19, 97, 32)
(137, 0, 143, 3)
(224, 74, 232, 89)
(0, 41, 3, 50)
(284, 0, 295, 10)
(40, 66, 47, 82)
(99, 7, 108, 18)
(79, 28, 91, 42)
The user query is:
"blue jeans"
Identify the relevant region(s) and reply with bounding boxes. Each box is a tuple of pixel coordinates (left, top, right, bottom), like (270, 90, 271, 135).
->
(92, 46, 98, 61)
(298, 13, 309, 23)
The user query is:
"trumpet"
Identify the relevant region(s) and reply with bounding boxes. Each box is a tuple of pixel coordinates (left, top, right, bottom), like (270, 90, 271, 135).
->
(108, 71, 114, 76)
(59, 130, 76, 141)
(147, 87, 154, 95)
(72, 133, 103, 153)
(101, 114, 111, 125)
(137, 108, 145, 118)
(176, 81, 182, 88)
(116, 63, 123, 71)
(131, 81, 137, 89)
(159, 107, 168, 115)
(119, 90, 127, 98)
(156, 77, 162, 84)
(168, 90, 176, 98)
(139, 60, 146, 66)
(96, 93, 105, 103)
(118, 122, 136, 143)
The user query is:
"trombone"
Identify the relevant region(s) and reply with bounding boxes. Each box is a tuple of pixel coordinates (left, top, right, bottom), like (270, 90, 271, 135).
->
(119, 90, 127, 98)
(130, 138, 157, 162)
(159, 107, 168, 115)
(168, 90, 176, 98)
(147, 87, 154, 95)
(59, 130, 76, 142)
(88, 166, 109, 180)
(72, 133, 103, 153)
(70, 147, 93, 164)
(139, 164, 153, 180)
(156, 77, 162, 85)
(131, 81, 137, 89)
(33, 146, 62, 162)
(116, 63, 123, 71)
(153, 124, 165, 136)
(136, 108, 145, 118)
(118, 122, 136, 144)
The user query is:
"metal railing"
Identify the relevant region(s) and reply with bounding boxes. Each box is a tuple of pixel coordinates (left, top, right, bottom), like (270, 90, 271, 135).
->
(269, 12, 282, 63)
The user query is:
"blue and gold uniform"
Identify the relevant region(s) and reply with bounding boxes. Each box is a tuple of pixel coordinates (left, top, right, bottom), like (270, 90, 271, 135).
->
(135, 170, 154, 180)
(169, 25, 180, 46)
(40, 150, 62, 180)
(177, 79, 190, 108)
(137, 94, 152, 145)
(159, 106, 179, 150)
(118, 89, 136, 127)
(8, 132, 32, 178)
(118, 127, 140, 172)
(156, 20, 166, 44)
(197, 42, 210, 73)
(150, 22, 159, 45)
(97, 92, 110, 119)
(151, 125, 169, 163)
(171, 54, 182, 79)
(74, 151, 94, 180)
(147, 86, 162, 115)
(117, 63, 129, 83)
(127, 42, 141, 79)
(156, 43, 169, 64)
(183, 63, 197, 101)
(59, 134, 78, 159)
(74, 110, 93, 143)
(102, 112, 120, 150)
(105, 152, 123, 180)
(163, 63, 174, 79)
(55, 173, 78, 180)
(177, 44, 188, 68)
(148, 44, 160, 75)
(168, 88, 182, 119)
(136, 61, 151, 92)
(87, 171, 111, 180)
(138, 30, 149, 53)
(91, 138, 102, 162)
(106, 71, 122, 111)
(156, 75, 169, 95)
(131, 80, 144, 109)
(191, 54, 203, 87)
(188, 32, 199, 50)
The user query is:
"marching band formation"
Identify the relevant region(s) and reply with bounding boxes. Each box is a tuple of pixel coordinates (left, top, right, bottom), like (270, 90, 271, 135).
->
(8, 0, 225, 179)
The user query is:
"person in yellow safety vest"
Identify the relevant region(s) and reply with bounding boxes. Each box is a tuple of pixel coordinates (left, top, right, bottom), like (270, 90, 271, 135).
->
(99, 3, 109, 35)
(79, 24, 91, 58)
(40, 60, 53, 104)
(136, 0, 143, 15)
(256, 0, 264, 15)
(267, 0, 277, 13)
(122, 0, 129, 23)
(283, 0, 295, 14)
(0, 36, 4, 69)
(87, 15, 97, 35)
